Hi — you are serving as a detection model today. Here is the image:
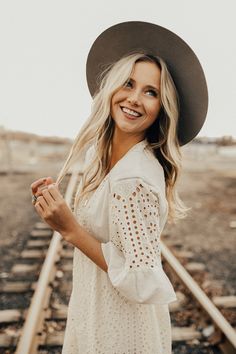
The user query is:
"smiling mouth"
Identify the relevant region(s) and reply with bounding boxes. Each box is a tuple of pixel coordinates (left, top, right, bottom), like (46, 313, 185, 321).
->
(120, 106, 142, 118)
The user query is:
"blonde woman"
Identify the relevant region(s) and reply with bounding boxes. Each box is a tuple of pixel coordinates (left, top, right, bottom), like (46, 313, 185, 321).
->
(31, 22, 208, 354)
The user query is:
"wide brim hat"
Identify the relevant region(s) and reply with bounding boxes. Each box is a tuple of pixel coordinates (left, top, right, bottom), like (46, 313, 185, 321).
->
(86, 21, 208, 146)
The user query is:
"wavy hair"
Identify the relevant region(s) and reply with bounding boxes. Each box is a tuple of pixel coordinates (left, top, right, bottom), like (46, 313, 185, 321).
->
(56, 52, 190, 223)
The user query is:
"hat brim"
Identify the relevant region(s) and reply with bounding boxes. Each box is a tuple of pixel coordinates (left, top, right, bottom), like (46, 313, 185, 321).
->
(86, 21, 208, 146)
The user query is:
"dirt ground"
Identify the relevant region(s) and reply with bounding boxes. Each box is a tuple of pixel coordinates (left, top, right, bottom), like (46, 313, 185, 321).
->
(0, 165, 60, 273)
(164, 146, 236, 295)
(0, 143, 235, 296)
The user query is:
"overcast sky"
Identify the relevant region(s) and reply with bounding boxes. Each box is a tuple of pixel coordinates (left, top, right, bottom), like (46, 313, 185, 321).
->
(0, 0, 235, 139)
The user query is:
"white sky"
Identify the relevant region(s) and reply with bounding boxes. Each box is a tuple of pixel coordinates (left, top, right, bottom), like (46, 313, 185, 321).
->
(0, 0, 235, 139)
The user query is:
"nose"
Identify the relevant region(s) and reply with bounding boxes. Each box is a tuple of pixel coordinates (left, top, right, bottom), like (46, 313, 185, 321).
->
(127, 90, 141, 106)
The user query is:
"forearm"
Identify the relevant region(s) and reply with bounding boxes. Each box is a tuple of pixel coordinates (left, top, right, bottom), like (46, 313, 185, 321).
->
(61, 222, 108, 273)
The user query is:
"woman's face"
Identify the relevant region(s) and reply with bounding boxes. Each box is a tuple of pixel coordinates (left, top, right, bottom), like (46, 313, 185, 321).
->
(111, 60, 161, 138)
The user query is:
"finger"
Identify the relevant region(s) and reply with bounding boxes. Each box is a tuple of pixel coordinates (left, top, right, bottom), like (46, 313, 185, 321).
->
(37, 178, 55, 196)
(36, 182, 58, 198)
(31, 178, 47, 195)
(41, 188, 56, 205)
(34, 200, 44, 214)
(36, 196, 48, 210)
(30, 177, 55, 195)
(48, 184, 62, 200)
(35, 184, 49, 197)
(45, 177, 54, 186)
(34, 178, 55, 197)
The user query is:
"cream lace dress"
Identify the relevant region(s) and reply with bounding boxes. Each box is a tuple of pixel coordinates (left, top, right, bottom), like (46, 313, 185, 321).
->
(61, 138, 177, 354)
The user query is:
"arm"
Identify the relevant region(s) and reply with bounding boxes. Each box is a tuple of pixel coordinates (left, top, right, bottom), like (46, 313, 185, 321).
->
(100, 177, 177, 304)
(62, 223, 108, 273)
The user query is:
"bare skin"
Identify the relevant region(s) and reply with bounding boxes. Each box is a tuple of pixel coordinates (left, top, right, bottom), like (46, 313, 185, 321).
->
(110, 60, 161, 166)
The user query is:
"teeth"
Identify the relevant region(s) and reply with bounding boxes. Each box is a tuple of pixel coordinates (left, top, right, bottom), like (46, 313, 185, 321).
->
(122, 107, 141, 117)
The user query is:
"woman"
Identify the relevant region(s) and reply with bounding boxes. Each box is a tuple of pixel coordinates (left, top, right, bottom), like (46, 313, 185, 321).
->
(31, 22, 208, 353)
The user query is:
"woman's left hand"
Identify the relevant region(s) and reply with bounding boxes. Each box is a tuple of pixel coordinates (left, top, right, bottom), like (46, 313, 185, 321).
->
(33, 183, 79, 239)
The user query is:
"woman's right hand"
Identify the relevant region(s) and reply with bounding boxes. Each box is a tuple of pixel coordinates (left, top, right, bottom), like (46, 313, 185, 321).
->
(30, 176, 54, 198)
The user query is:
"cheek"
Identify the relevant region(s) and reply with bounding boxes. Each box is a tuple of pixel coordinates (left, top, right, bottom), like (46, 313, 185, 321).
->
(111, 92, 119, 107)
(111, 92, 125, 115)
(110, 97, 117, 116)
(110, 95, 116, 114)
(147, 102, 161, 120)
(112, 89, 127, 104)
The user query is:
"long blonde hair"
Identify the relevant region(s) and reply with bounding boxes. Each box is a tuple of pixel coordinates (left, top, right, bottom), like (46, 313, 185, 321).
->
(56, 52, 190, 223)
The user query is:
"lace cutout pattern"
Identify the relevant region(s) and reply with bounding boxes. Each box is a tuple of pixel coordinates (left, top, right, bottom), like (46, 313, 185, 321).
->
(110, 178, 162, 270)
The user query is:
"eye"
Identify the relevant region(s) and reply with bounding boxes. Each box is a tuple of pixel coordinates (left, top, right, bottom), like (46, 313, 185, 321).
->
(146, 89, 158, 97)
(124, 79, 132, 88)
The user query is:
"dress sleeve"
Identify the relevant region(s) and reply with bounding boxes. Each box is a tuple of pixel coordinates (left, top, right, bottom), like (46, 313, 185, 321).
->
(101, 178, 177, 304)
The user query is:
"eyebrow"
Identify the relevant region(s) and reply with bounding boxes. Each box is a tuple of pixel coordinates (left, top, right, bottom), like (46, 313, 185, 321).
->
(129, 78, 160, 92)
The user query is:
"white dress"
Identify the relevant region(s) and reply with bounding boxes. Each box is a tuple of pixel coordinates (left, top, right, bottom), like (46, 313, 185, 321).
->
(62, 138, 177, 354)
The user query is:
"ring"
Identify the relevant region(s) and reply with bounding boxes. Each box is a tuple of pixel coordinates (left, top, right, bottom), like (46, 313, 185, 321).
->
(32, 194, 38, 204)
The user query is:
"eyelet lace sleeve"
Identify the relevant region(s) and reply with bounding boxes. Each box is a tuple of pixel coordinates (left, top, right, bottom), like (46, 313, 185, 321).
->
(101, 178, 177, 304)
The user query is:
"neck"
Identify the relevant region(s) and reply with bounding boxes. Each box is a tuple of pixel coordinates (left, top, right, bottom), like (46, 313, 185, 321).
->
(109, 128, 145, 167)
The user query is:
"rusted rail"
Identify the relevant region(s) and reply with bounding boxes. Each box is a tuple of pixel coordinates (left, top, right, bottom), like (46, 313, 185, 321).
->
(161, 241, 236, 354)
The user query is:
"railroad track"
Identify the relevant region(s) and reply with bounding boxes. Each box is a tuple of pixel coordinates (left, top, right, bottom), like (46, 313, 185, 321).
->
(0, 171, 236, 354)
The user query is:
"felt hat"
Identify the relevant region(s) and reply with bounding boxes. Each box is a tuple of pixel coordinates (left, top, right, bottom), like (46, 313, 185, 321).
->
(86, 21, 208, 146)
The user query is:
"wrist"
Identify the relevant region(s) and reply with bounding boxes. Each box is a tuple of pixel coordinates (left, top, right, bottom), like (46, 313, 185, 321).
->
(61, 221, 80, 244)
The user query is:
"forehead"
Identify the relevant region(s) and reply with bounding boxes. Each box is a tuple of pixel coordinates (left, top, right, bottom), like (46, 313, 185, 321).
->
(131, 61, 161, 87)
